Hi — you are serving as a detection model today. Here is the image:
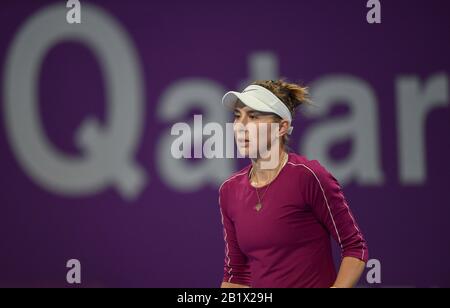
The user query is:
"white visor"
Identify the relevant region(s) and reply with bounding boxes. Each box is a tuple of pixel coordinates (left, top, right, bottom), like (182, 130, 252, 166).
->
(222, 84, 294, 134)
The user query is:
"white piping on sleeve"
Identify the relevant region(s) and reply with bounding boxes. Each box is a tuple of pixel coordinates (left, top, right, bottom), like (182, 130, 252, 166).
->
(218, 170, 248, 283)
(219, 170, 249, 192)
(219, 205, 233, 283)
(287, 162, 366, 260)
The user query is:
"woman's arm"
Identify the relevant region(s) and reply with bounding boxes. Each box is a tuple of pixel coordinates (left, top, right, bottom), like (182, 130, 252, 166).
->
(305, 161, 369, 288)
(219, 183, 252, 287)
(331, 257, 366, 288)
(221, 282, 250, 288)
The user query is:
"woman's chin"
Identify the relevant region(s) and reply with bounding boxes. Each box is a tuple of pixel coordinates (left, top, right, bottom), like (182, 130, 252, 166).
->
(236, 148, 248, 157)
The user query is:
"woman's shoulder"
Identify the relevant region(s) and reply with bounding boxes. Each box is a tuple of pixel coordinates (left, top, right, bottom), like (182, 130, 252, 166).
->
(219, 164, 251, 194)
(286, 152, 333, 181)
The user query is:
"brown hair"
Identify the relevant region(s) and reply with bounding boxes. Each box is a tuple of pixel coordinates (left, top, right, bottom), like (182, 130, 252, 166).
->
(252, 79, 311, 119)
(251, 79, 311, 146)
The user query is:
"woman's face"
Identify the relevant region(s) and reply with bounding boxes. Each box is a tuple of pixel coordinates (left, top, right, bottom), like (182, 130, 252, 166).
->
(233, 101, 280, 158)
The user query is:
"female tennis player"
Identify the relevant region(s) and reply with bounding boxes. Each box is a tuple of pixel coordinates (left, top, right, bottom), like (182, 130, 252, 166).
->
(219, 79, 368, 288)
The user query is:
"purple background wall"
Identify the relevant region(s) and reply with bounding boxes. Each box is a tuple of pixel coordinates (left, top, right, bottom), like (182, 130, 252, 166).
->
(0, 0, 449, 287)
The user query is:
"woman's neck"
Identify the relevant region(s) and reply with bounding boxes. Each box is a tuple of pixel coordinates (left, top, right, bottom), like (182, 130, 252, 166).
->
(250, 148, 288, 186)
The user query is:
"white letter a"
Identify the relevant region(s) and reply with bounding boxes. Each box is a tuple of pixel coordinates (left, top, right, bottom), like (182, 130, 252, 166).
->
(66, 259, 81, 284)
(66, 0, 81, 24)
(366, 0, 381, 24)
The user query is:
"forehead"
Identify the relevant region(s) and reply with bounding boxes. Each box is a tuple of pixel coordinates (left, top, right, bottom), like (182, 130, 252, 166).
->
(233, 100, 254, 112)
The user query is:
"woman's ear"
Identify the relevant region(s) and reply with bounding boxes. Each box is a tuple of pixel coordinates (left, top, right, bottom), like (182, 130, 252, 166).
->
(278, 120, 290, 138)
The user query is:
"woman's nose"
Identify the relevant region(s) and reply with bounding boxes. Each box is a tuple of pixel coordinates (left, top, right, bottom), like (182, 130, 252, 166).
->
(234, 119, 248, 134)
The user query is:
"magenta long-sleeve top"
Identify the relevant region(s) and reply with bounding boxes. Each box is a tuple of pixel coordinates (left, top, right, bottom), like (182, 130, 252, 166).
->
(219, 152, 369, 288)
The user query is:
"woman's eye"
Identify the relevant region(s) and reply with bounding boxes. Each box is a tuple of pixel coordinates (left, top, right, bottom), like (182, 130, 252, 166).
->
(249, 115, 257, 120)
(233, 114, 240, 119)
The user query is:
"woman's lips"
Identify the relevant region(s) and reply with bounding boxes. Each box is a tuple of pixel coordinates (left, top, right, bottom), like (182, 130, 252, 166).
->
(238, 139, 250, 147)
